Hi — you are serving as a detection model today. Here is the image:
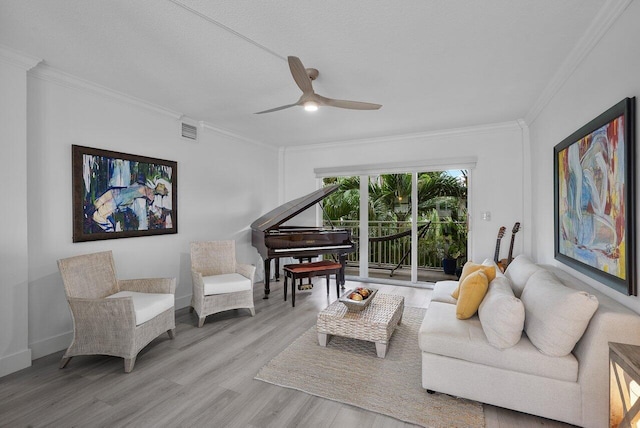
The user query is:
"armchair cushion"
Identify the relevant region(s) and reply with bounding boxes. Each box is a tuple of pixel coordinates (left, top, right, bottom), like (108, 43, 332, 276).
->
(107, 291, 174, 326)
(203, 273, 252, 296)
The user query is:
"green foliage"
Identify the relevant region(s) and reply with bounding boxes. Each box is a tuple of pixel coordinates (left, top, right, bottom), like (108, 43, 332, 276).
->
(321, 176, 361, 220)
(436, 217, 468, 260)
(323, 171, 466, 223)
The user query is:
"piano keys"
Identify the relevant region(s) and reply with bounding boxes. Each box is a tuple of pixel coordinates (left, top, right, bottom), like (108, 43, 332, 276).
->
(251, 185, 356, 298)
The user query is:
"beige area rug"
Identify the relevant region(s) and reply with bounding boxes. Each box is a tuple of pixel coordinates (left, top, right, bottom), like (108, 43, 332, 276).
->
(255, 307, 485, 428)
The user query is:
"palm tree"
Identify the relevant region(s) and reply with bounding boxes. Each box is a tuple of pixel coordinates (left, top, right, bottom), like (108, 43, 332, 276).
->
(323, 171, 467, 223)
(416, 172, 466, 220)
(321, 176, 360, 221)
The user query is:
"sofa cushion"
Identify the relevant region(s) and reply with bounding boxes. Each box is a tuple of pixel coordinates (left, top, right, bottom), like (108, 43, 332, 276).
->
(431, 280, 458, 304)
(202, 273, 252, 296)
(456, 270, 489, 319)
(504, 255, 543, 297)
(107, 291, 174, 326)
(478, 276, 525, 349)
(451, 261, 497, 299)
(521, 270, 599, 357)
(419, 301, 578, 382)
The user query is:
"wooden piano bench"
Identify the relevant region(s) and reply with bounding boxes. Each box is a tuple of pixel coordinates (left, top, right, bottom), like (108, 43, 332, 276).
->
(283, 260, 343, 307)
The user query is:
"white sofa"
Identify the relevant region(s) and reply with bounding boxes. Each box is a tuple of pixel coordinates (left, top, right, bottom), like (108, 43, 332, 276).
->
(418, 255, 640, 427)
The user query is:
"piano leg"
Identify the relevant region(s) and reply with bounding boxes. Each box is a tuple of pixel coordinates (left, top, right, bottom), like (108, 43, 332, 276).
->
(339, 254, 347, 287)
(263, 259, 271, 299)
(275, 258, 280, 281)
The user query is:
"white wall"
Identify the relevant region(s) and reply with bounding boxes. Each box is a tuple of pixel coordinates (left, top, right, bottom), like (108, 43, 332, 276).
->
(281, 122, 527, 265)
(0, 48, 39, 376)
(529, 0, 640, 311)
(25, 68, 278, 359)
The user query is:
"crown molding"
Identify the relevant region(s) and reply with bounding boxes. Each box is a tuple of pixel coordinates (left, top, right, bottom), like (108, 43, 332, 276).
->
(29, 63, 183, 119)
(27, 62, 277, 150)
(0, 45, 41, 70)
(524, 0, 633, 125)
(284, 120, 522, 153)
(200, 121, 277, 151)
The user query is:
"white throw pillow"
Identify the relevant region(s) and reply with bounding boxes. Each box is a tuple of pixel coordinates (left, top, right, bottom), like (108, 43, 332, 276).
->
(478, 276, 525, 349)
(504, 255, 543, 297)
(520, 270, 599, 357)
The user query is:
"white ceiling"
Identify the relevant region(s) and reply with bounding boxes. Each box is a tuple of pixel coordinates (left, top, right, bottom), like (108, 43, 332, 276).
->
(0, 0, 608, 147)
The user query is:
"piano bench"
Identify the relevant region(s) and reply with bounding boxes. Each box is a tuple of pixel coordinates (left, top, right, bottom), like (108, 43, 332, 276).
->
(283, 261, 343, 307)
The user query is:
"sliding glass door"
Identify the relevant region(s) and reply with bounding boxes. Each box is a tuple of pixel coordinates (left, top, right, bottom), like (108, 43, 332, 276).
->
(322, 170, 467, 285)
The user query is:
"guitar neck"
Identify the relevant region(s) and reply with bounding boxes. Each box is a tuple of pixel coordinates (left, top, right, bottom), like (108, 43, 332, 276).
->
(507, 235, 516, 263)
(494, 239, 501, 263)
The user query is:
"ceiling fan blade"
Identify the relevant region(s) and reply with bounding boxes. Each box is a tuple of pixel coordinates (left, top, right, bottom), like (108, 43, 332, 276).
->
(288, 56, 313, 95)
(317, 94, 382, 110)
(254, 103, 298, 114)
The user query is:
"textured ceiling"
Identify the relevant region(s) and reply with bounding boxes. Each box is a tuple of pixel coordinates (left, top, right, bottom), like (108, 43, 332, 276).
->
(0, 0, 607, 146)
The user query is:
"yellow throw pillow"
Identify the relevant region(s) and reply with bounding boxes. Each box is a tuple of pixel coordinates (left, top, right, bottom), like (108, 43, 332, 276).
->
(451, 261, 497, 299)
(456, 270, 489, 319)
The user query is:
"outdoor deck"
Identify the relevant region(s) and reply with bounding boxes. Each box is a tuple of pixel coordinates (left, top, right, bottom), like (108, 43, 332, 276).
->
(345, 265, 457, 284)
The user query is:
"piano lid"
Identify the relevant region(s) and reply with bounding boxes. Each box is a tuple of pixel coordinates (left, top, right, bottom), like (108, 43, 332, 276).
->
(250, 184, 340, 232)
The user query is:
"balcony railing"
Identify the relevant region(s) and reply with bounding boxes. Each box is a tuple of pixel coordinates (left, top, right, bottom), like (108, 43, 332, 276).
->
(324, 220, 466, 270)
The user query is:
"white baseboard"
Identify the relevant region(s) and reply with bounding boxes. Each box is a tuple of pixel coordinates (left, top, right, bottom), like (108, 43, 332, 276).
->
(175, 294, 191, 310)
(0, 348, 32, 377)
(29, 331, 72, 360)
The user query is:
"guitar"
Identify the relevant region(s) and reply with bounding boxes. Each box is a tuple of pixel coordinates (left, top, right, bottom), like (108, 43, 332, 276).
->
(493, 226, 506, 267)
(499, 222, 521, 271)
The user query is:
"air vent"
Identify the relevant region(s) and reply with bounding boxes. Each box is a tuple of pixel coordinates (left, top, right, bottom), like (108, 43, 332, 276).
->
(181, 122, 198, 141)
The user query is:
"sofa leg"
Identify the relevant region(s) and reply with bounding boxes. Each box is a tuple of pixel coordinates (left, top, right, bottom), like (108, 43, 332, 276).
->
(198, 317, 206, 328)
(426, 389, 436, 394)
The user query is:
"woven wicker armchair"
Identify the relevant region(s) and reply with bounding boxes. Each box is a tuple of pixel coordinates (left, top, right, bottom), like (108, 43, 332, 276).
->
(57, 251, 176, 373)
(190, 240, 255, 327)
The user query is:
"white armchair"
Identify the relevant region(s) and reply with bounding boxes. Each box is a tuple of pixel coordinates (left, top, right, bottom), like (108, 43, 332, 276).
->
(57, 251, 176, 373)
(190, 240, 255, 327)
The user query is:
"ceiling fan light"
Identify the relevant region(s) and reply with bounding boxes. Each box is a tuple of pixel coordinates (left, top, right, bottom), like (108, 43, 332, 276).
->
(304, 101, 319, 112)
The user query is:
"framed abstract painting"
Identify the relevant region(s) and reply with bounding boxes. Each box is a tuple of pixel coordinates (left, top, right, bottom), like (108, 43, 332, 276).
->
(554, 97, 636, 295)
(72, 145, 178, 242)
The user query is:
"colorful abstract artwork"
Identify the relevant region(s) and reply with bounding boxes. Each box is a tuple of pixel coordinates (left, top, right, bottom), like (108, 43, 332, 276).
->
(72, 145, 178, 242)
(554, 97, 635, 295)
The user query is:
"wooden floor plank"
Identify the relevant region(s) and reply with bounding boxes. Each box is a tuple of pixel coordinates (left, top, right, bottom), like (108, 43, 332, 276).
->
(2, 278, 576, 427)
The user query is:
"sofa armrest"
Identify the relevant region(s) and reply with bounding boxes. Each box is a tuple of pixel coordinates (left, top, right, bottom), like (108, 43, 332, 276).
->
(573, 307, 640, 427)
(118, 278, 176, 294)
(236, 263, 256, 285)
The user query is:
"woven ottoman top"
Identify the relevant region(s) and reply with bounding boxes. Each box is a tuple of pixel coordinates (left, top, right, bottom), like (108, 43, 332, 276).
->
(317, 293, 404, 343)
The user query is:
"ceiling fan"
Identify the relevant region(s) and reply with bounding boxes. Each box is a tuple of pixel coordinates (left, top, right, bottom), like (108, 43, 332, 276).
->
(255, 56, 382, 114)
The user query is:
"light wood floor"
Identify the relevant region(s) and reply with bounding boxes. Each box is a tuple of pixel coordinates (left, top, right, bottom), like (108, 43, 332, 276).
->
(0, 280, 575, 427)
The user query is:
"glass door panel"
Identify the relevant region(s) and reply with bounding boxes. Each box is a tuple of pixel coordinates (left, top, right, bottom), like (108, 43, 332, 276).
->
(366, 173, 414, 283)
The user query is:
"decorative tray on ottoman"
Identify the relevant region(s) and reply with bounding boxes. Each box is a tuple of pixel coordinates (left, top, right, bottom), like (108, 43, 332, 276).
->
(338, 287, 378, 312)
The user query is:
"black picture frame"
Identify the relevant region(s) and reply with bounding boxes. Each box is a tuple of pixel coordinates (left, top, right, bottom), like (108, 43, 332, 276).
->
(72, 145, 178, 242)
(554, 97, 636, 295)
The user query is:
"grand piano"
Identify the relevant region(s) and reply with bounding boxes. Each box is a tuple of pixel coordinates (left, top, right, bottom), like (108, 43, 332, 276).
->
(251, 184, 355, 298)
